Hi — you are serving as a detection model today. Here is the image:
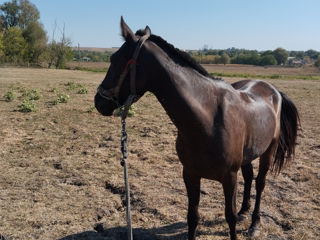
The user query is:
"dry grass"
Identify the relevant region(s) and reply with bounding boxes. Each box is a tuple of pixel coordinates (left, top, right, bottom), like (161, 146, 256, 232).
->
(202, 64, 320, 76)
(67, 62, 320, 77)
(71, 47, 118, 53)
(0, 66, 319, 240)
(67, 61, 110, 70)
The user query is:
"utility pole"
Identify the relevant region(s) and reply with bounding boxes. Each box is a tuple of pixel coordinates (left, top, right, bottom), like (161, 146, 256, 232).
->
(78, 43, 81, 66)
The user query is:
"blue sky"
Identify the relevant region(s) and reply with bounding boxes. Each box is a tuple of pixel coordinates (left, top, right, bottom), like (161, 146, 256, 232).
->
(2, 0, 320, 50)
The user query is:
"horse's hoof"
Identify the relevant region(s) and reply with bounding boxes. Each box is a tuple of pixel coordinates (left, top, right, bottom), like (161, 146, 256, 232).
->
(248, 226, 260, 238)
(237, 214, 248, 222)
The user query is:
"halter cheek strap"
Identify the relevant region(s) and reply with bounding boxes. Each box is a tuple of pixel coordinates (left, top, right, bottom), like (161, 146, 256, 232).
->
(97, 34, 149, 106)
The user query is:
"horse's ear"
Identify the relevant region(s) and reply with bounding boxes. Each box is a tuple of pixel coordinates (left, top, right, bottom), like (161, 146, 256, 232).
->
(144, 25, 151, 38)
(120, 16, 137, 42)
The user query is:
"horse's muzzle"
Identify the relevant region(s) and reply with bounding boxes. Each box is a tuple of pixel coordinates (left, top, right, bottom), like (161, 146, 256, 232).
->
(94, 93, 118, 116)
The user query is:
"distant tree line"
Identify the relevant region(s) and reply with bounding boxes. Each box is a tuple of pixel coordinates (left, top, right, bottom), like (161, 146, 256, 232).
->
(190, 47, 320, 66)
(0, 0, 73, 68)
(1, 0, 319, 69)
(72, 50, 113, 62)
(73, 46, 320, 68)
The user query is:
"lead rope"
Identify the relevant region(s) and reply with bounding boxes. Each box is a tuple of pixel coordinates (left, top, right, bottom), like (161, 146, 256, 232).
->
(118, 34, 150, 240)
(120, 95, 136, 240)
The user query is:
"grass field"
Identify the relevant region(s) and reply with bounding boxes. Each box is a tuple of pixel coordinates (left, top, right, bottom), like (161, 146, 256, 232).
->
(0, 66, 319, 240)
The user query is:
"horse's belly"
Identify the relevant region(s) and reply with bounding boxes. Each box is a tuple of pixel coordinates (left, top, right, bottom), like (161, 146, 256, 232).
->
(243, 123, 276, 164)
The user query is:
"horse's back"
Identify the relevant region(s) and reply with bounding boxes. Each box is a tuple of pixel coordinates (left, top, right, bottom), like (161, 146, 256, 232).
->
(232, 79, 281, 113)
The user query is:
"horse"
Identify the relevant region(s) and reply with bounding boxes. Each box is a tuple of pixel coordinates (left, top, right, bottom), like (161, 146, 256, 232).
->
(94, 17, 300, 240)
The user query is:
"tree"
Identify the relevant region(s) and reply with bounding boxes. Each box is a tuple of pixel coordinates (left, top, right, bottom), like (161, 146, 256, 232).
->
(0, 0, 39, 30)
(0, 0, 19, 29)
(220, 53, 230, 65)
(273, 48, 288, 65)
(289, 50, 304, 59)
(17, 0, 40, 29)
(261, 50, 273, 57)
(303, 56, 311, 64)
(260, 55, 277, 66)
(23, 21, 47, 63)
(2, 26, 27, 63)
(0, 0, 46, 64)
(0, 15, 4, 31)
(46, 23, 73, 69)
(0, 32, 4, 60)
(314, 56, 320, 68)
(305, 49, 319, 60)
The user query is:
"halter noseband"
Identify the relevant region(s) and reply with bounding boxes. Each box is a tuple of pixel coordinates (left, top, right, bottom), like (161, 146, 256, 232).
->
(97, 34, 149, 107)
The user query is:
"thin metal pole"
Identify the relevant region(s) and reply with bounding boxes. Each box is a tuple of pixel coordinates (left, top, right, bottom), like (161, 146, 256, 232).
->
(123, 158, 133, 240)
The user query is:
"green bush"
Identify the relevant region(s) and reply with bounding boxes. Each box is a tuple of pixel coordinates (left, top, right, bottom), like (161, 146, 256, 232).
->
(52, 93, 70, 105)
(4, 90, 17, 102)
(18, 99, 36, 112)
(113, 105, 135, 117)
(77, 87, 88, 94)
(58, 93, 70, 103)
(52, 99, 60, 105)
(23, 89, 41, 100)
(50, 87, 57, 93)
(87, 105, 96, 113)
(65, 81, 77, 90)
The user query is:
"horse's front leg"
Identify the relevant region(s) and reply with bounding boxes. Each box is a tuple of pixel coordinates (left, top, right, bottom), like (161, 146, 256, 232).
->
(183, 168, 201, 240)
(222, 171, 238, 240)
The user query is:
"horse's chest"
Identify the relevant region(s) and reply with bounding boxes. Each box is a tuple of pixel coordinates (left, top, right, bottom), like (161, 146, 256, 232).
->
(176, 136, 228, 179)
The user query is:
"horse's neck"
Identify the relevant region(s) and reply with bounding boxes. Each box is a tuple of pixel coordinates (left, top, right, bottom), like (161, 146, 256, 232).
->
(149, 57, 226, 136)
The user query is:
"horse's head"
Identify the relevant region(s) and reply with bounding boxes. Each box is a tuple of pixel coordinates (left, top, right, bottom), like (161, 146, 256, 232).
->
(95, 17, 151, 116)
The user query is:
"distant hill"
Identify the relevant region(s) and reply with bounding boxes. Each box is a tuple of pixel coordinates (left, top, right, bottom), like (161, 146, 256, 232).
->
(71, 47, 119, 53)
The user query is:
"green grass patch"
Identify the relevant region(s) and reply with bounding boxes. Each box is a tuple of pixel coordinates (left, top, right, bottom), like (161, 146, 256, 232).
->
(65, 81, 89, 93)
(18, 99, 36, 112)
(57, 93, 70, 103)
(65, 81, 77, 90)
(4, 90, 17, 102)
(52, 93, 70, 105)
(74, 66, 107, 73)
(113, 105, 135, 117)
(23, 89, 42, 100)
(210, 72, 320, 80)
(77, 87, 88, 94)
(87, 105, 96, 113)
(49, 87, 58, 93)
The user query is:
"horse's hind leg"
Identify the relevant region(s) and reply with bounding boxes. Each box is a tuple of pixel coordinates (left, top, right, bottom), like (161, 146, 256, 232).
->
(238, 163, 253, 221)
(183, 168, 201, 240)
(222, 171, 238, 240)
(249, 141, 278, 237)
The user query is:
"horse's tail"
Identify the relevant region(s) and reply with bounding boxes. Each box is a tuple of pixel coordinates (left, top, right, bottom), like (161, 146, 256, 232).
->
(272, 91, 300, 174)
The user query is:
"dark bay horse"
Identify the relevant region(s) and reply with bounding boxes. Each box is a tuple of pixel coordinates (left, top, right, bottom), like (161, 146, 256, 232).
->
(95, 17, 300, 240)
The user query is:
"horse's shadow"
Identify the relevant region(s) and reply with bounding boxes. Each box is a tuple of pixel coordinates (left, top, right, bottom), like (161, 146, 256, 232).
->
(59, 219, 236, 240)
(59, 222, 187, 240)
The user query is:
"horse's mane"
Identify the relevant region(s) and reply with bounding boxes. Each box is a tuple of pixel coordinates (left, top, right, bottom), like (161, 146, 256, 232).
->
(136, 29, 214, 79)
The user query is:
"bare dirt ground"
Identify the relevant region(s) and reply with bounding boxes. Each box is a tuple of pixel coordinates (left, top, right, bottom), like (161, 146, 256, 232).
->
(0, 66, 319, 240)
